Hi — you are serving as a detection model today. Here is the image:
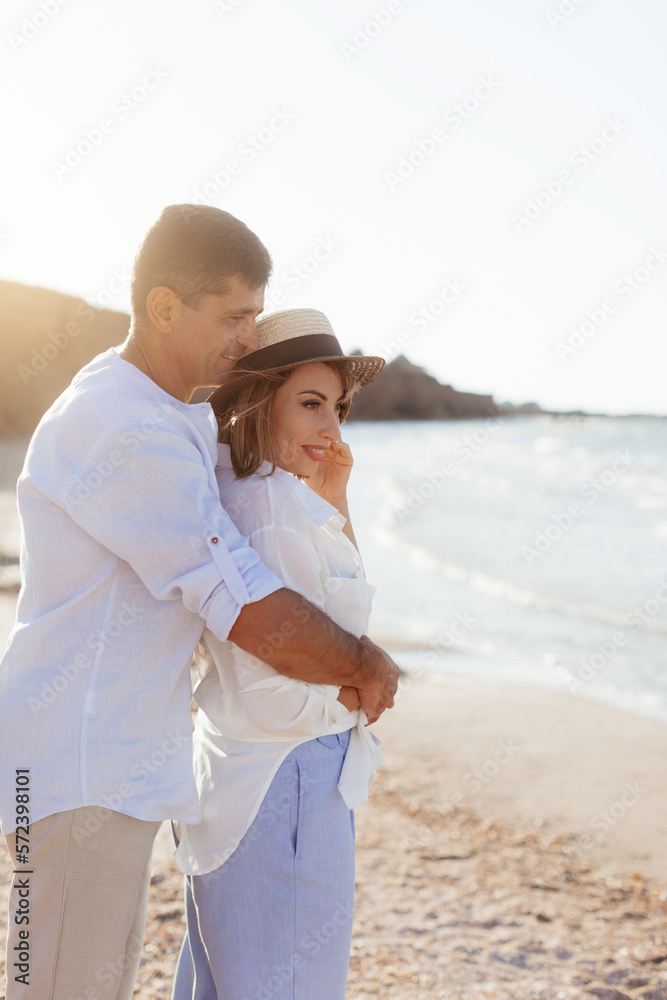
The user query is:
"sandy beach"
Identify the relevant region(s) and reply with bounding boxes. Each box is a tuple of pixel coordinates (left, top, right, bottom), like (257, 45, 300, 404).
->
(1, 670, 666, 998)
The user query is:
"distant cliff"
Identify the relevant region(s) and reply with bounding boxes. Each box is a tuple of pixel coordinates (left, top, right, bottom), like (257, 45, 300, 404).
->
(0, 280, 129, 435)
(0, 280, 498, 435)
(347, 354, 499, 421)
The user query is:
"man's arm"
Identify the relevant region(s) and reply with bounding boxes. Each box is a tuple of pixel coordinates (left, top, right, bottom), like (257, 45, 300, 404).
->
(229, 588, 398, 724)
(59, 423, 285, 640)
(58, 422, 397, 718)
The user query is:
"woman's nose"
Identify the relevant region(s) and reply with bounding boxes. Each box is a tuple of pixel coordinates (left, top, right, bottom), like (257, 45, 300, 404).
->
(321, 411, 342, 442)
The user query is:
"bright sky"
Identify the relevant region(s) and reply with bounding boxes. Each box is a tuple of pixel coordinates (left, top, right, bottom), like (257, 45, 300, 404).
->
(2, 0, 666, 414)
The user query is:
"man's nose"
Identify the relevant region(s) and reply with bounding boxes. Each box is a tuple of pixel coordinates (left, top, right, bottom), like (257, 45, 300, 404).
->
(237, 317, 259, 352)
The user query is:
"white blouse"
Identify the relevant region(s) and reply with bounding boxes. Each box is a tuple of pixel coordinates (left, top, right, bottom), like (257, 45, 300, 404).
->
(175, 444, 383, 876)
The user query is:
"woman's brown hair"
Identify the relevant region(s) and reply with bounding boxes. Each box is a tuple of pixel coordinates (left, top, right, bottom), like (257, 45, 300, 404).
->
(213, 360, 359, 479)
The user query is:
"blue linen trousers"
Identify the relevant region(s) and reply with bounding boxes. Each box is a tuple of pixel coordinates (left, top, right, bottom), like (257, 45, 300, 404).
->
(172, 730, 355, 1000)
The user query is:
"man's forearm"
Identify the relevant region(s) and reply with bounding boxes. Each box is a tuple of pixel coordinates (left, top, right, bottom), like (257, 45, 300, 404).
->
(229, 588, 399, 723)
(229, 588, 365, 685)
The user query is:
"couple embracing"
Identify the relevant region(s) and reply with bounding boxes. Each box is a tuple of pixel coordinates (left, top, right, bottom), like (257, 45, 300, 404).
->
(0, 204, 399, 999)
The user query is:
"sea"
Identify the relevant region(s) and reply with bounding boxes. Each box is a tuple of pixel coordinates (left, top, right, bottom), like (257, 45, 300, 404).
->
(1, 414, 665, 726)
(344, 414, 667, 725)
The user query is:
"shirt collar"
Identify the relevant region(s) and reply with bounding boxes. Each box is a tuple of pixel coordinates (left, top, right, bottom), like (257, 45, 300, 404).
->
(216, 443, 340, 528)
(106, 349, 216, 418)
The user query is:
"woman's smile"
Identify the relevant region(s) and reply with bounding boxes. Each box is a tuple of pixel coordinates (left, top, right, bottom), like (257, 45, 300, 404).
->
(302, 445, 328, 461)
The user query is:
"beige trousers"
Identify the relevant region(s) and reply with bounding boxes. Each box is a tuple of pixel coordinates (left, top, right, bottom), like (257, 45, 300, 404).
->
(4, 807, 160, 1000)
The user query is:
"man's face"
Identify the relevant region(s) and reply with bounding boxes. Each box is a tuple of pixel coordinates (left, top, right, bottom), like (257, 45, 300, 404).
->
(173, 274, 265, 389)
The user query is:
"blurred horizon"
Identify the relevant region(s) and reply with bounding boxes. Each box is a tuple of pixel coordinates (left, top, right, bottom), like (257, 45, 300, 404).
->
(1, 274, 662, 418)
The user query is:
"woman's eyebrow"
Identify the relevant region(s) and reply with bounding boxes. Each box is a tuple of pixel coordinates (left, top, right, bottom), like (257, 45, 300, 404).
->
(297, 390, 327, 400)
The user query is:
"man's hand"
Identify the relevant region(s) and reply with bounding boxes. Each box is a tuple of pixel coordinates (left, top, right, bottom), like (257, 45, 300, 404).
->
(355, 635, 400, 724)
(230, 591, 399, 717)
(337, 685, 361, 711)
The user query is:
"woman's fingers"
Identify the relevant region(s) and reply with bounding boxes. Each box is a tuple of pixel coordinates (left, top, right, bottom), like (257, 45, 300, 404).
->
(328, 441, 353, 463)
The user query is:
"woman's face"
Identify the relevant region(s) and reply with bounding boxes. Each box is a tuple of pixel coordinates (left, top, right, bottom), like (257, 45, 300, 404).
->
(270, 362, 345, 477)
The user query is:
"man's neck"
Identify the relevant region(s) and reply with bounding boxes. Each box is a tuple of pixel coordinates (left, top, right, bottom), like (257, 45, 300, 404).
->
(117, 330, 192, 403)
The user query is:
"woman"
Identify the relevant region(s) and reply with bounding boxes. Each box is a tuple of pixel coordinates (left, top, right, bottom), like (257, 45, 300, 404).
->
(172, 308, 386, 1000)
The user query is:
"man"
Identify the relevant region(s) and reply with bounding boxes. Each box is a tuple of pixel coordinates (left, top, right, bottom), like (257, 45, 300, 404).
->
(0, 205, 398, 999)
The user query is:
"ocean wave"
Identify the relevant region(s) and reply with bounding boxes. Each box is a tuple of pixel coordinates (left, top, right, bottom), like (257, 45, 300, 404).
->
(371, 521, 667, 635)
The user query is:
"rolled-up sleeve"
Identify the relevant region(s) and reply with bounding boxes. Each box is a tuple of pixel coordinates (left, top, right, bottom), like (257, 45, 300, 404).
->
(59, 423, 283, 640)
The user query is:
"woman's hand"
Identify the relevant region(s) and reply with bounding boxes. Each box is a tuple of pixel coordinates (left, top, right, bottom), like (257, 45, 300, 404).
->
(337, 685, 361, 711)
(309, 440, 353, 503)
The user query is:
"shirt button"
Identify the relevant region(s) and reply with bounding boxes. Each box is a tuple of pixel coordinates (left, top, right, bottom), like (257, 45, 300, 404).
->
(211, 536, 219, 544)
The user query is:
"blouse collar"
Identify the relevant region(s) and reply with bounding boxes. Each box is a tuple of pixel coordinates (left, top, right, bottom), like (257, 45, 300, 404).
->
(216, 443, 341, 529)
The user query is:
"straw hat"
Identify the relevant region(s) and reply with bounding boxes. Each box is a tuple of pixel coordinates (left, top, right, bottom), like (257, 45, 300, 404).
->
(208, 308, 385, 408)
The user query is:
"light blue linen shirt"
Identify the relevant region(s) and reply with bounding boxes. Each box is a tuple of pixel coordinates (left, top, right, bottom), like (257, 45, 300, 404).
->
(0, 349, 282, 833)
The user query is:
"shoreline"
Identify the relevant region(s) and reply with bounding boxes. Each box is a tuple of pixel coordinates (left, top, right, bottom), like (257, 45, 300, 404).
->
(373, 633, 667, 731)
(2, 432, 667, 734)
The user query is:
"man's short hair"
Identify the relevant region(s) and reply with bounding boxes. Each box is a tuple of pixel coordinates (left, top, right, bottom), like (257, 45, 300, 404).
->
(131, 204, 273, 321)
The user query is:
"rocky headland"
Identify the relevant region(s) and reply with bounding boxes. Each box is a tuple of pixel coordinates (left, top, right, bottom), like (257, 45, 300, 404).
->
(1, 281, 506, 435)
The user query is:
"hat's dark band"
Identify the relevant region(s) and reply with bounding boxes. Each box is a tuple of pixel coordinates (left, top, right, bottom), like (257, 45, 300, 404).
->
(236, 334, 345, 372)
